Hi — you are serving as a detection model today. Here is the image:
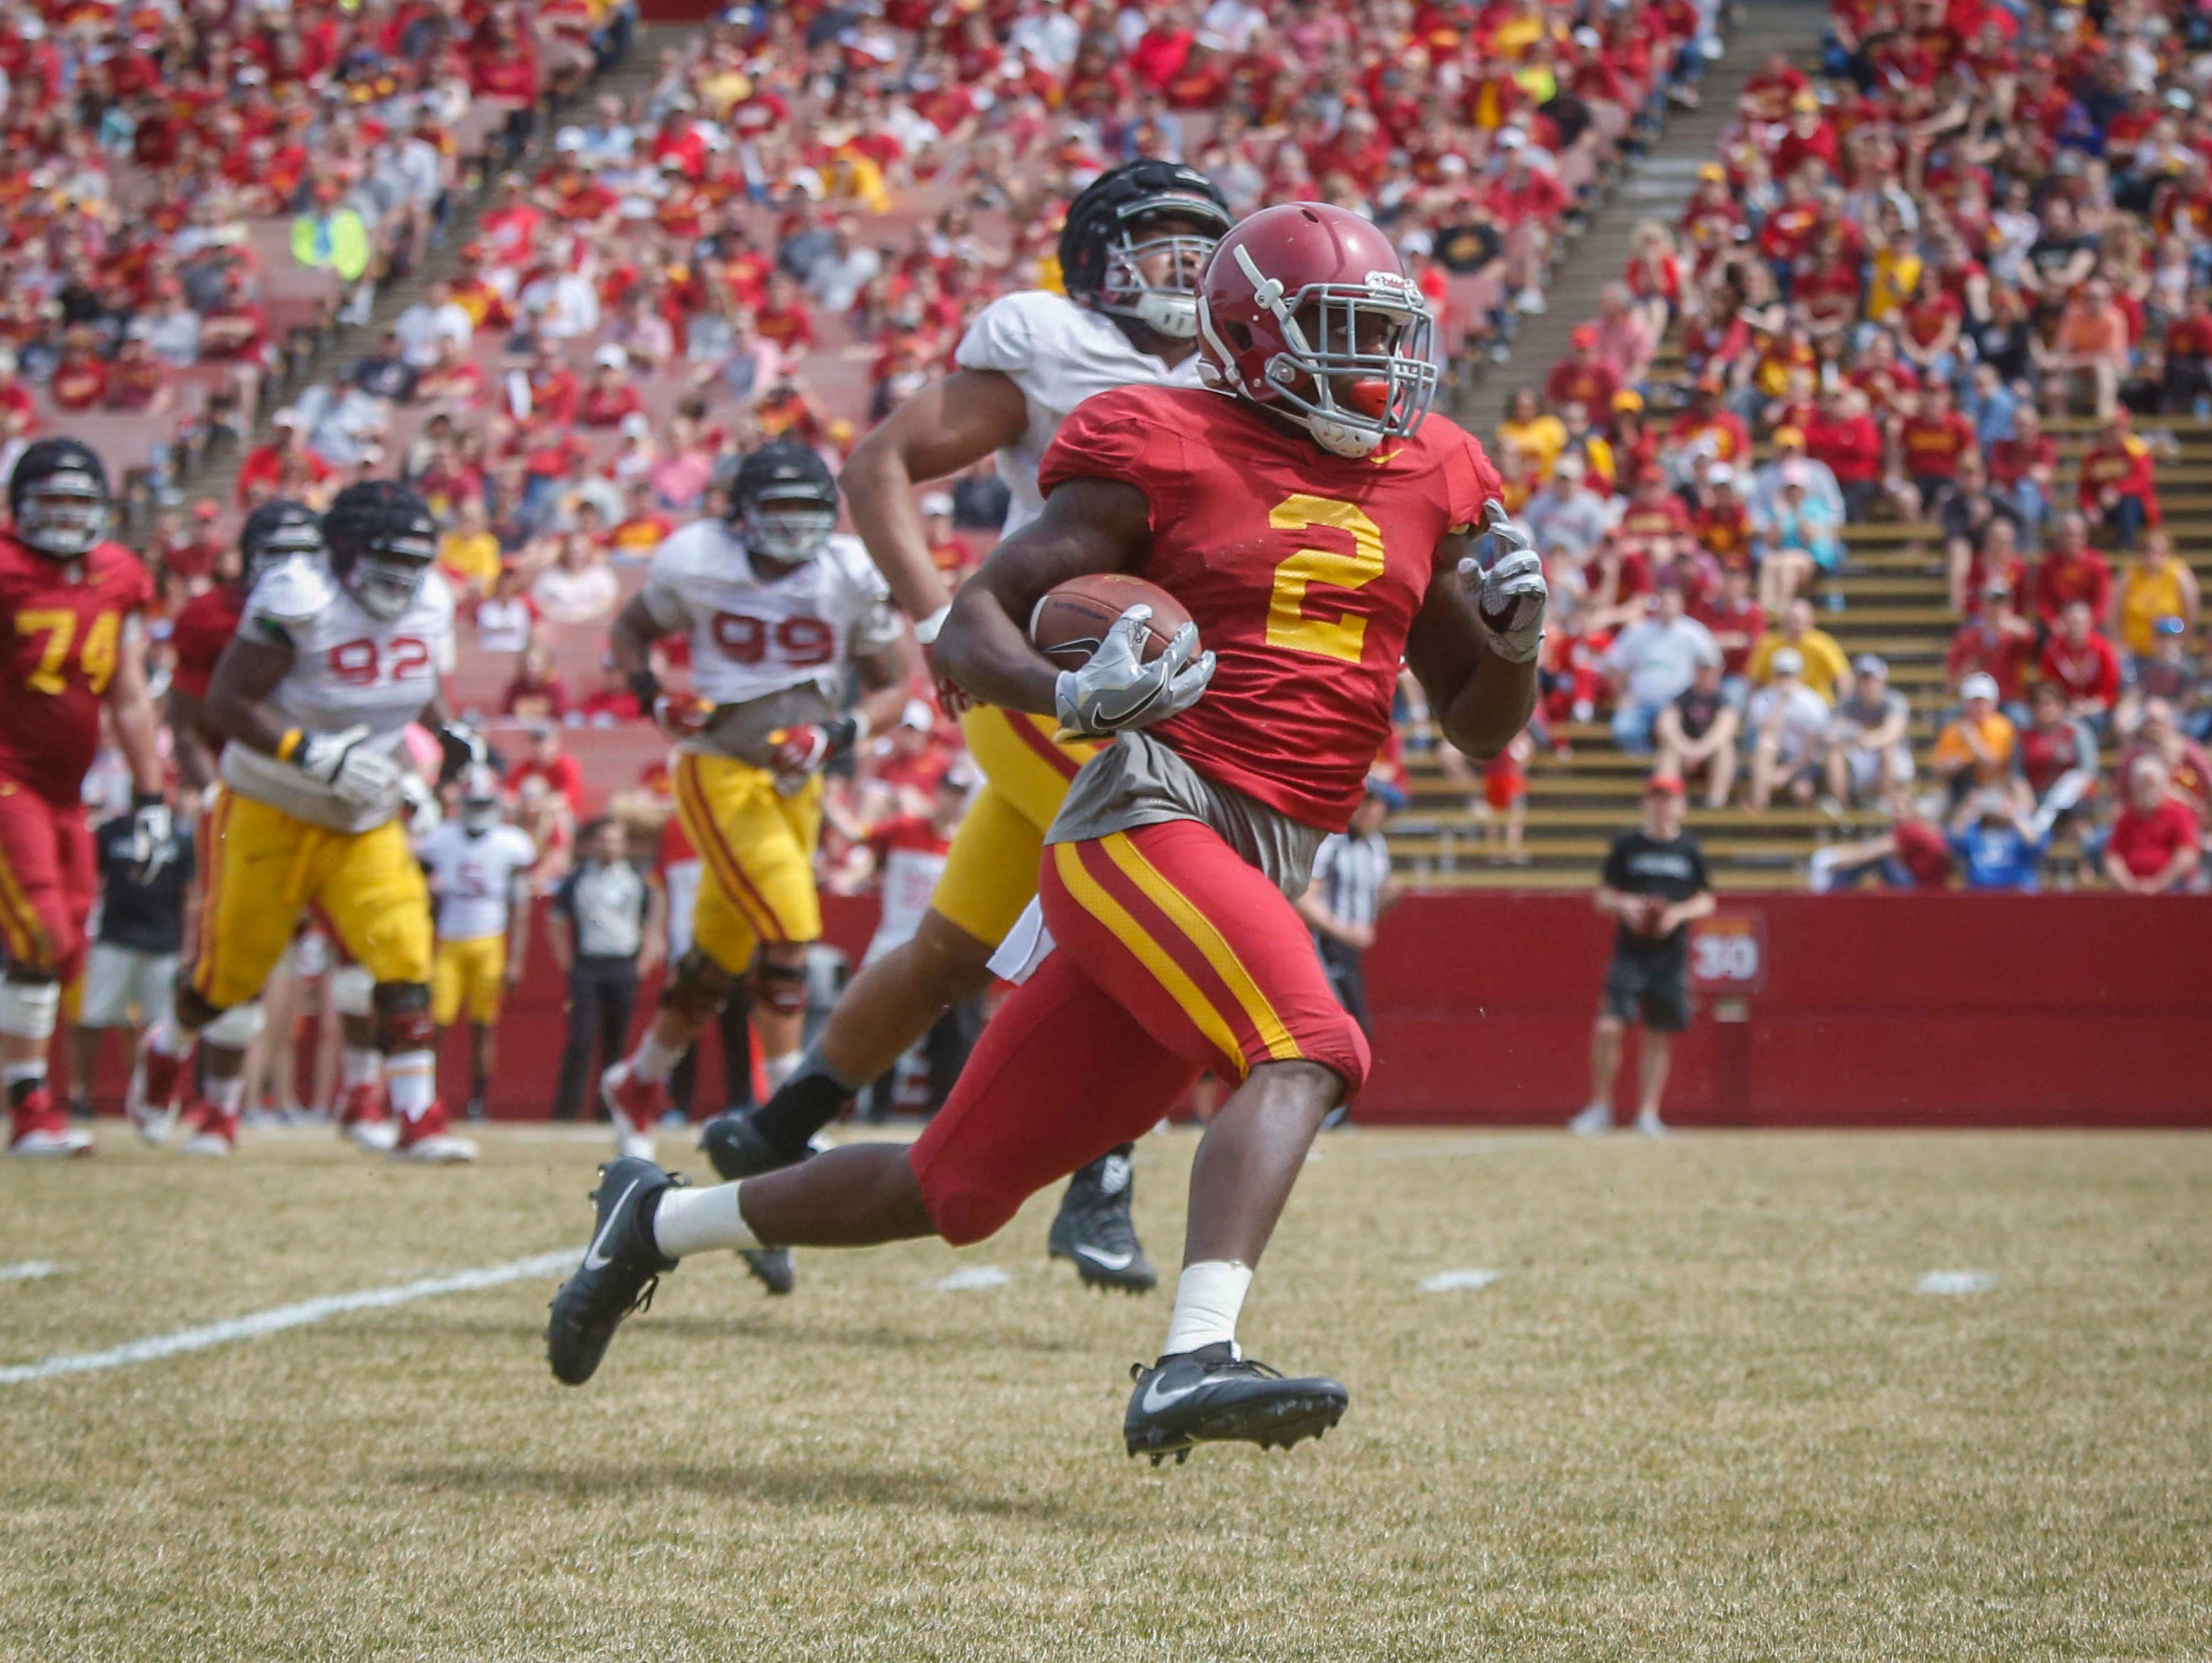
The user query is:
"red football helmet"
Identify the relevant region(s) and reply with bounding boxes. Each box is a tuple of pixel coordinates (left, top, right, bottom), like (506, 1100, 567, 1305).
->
(1196, 202, 1438, 458)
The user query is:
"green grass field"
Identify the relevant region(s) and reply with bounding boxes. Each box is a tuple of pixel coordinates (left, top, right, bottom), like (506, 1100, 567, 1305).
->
(1, 1125, 2207, 1662)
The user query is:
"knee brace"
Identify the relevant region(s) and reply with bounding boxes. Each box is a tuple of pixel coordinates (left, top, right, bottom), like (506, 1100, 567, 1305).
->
(0, 973, 61, 1041)
(200, 1000, 266, 1051)
(332, 965, 376, 1019)
(659, 945, 743, 1025)
(755, 953, 809, 1017)
(372, 980, 436, 1053)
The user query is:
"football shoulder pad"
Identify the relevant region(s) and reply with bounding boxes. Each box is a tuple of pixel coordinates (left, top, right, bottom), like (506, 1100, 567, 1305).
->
(245, 555, 339, 637)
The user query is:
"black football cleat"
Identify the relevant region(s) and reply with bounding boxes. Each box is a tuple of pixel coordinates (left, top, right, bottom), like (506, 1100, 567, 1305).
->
(1047, 1148, 1156, 1294)
(1123, 1343, 1348, 1464)
(546, 1157, 680, 1386)
(700, 1108, 796, 1181)
(740, 1247, 797, 1295)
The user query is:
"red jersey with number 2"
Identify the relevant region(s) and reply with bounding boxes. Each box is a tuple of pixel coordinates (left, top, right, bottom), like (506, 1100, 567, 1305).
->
(1038, 384, 1505, 831)
(0, 533, 154, 803)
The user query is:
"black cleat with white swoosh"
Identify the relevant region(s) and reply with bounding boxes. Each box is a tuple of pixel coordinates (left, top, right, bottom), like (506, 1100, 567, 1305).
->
(546, 1157, 680, 1386)
(1047, 1146, 1156, 1294)
(1123, 1343, 1348, 1464)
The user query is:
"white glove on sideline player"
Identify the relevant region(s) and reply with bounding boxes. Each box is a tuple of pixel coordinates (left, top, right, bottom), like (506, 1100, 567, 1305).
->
(1460, 502, 1548, 664)
(295, 725, 402, 809)
(1053, 604, 1215, 738)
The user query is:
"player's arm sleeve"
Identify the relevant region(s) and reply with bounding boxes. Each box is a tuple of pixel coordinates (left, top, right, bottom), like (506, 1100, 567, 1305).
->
(638, 540, 697, 634)
(1441, 428, 1510, 529)
(1036, 387, 1181, 535)
(953, 294, 1036, 377)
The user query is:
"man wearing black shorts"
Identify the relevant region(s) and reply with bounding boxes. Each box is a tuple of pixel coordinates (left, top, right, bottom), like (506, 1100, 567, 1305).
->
(1570, 774, 1714, 1136)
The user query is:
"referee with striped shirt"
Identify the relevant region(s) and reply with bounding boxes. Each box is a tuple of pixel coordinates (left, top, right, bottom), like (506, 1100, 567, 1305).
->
(1296, 778, 1402, 1114)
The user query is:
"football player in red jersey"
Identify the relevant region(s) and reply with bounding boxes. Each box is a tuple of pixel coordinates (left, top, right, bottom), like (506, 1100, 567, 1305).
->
(545, 204, 1546, 1462)
(0, 441, 170, 1156)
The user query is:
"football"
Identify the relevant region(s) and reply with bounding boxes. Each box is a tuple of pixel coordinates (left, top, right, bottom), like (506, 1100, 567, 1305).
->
(1029, 572, 1193, 671)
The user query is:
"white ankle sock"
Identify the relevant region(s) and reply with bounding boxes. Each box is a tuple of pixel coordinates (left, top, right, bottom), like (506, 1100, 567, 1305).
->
(204, 1075, 245, 1116)
(631, 1029, 685, 1085)
(341, 1048, 381, 1090)
(651, 1182, 758, 1258)
(1162, 1260, 1253, 1358)
(385, 1051, 435, 1124)
(762, 1050, 801, 1091)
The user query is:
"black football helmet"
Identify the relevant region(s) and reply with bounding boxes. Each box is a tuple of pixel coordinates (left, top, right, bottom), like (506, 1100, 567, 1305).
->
(238, 498, 324, 589)
(728, 440, 837, 564)
(323, 480, 437, 622)
(8, 438, 111, 560)
(1059, 160, 1232, 342)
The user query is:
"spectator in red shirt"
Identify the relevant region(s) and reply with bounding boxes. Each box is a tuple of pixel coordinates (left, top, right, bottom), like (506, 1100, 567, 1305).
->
(1897, 382, 1978, 510)
(235, 411, 337, 507)
(1545, 326, 1618, 416)
(2076, 409, 2161, 552)
(1987, 404, 2059, 547)
(755, 271, 817, 355)
(46, 327, 110, 411)
(2161, 288, 2212, 411)
(1692, 565, 1765, 693)
(577, 345, 645, 428)
(1946, 587, 2037, 707)
(2037, 601, 2122, 719)
(1801, 387, 1885, 520)
(2033, 514, 2115, 629)
(508, 723, 586, 813)
(2102, 755, 2201, 892)
(501, 642, 572, 723)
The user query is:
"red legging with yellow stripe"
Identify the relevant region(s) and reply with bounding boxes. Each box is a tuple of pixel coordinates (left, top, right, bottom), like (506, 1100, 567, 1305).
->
(909, 818, 1370, 1246)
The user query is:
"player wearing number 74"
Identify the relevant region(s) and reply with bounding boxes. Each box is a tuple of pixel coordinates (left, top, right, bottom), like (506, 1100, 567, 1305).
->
(545, 202, 1546, 1462)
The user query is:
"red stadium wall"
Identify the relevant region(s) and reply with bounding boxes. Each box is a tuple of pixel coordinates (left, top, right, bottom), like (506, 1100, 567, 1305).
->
(75, 894, 2211, 1126)
(1361, 893, 2212, 1126)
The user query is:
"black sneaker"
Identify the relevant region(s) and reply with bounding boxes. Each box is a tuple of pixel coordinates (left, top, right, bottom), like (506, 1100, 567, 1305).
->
(545, 1157, 680, 1386)
(740, 1247, 797, 1295)
(699, 1108, 797, 1180)
(1123, 1343, 1348, 1464)
(1047, 1148, 1155, 1293)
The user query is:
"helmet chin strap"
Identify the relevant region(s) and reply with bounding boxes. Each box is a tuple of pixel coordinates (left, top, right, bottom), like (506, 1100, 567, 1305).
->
(1306, 417, 1384, 458)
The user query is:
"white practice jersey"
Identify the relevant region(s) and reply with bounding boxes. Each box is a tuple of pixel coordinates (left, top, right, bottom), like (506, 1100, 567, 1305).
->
(955, 289, 1205, 535)
(219, 555, 457, 833)
(642, 519, 898, 722)
(416, 820, 538, 942)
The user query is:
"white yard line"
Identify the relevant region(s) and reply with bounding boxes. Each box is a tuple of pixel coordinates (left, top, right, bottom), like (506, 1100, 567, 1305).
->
(1418, 1269, 1504, 1293)
(1917, 1270, 1998, 1296)
(0, 1249, 577, 1386)
(0, 1261, 58, 1283)
(932, 1266, 1012, 1292)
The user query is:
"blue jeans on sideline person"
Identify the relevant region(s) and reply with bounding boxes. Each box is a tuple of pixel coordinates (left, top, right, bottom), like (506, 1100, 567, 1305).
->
(1613, 698, 1667, 754)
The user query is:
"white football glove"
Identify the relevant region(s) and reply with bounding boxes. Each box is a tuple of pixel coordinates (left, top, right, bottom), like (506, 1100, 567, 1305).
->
(127, 796, 173, 883)
(295, 725, 402, 809)
(399, 773, 443, 839)
(1459, 501, 1548, 664)
(1052, 604, 1215, 738)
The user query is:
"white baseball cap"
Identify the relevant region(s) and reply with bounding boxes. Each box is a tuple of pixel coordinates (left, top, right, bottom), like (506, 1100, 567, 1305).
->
(1770, 647, 1805, 676)
(1959, 672, 2000, 703)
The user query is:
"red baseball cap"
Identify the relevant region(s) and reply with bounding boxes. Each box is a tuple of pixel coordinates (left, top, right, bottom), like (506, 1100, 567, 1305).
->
(1645, 773, 1686, 798)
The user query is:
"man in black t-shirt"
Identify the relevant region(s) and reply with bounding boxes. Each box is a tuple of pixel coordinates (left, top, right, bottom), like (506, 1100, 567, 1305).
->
(1569, 775, 1715, 1137)
(66, 814, 194, 1122)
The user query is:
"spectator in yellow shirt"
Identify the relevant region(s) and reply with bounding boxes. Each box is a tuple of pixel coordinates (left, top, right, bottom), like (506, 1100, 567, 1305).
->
(1932, 673, 2020, 799)
(439, 495, 503, 598)
(1748, 597, 1854, 703)
(1497, 388, 1568, 481)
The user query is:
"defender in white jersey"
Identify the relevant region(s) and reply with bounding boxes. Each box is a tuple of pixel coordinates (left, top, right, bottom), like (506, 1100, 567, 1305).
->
(136, 483, 492, 1162)
(699, 160, 1232, 1295)
(418, 770, 538, 1119)
(600, 441, 907, 1172)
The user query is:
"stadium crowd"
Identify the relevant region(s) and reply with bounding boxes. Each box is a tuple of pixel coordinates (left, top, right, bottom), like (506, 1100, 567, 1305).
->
(11, 0, 2212, 1122)
(1496, 0, 2212, 891)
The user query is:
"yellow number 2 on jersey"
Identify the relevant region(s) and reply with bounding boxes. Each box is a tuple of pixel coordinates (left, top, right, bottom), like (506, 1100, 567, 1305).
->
(1264, 494, 1386, 665)
(16, 607, 120, 696)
